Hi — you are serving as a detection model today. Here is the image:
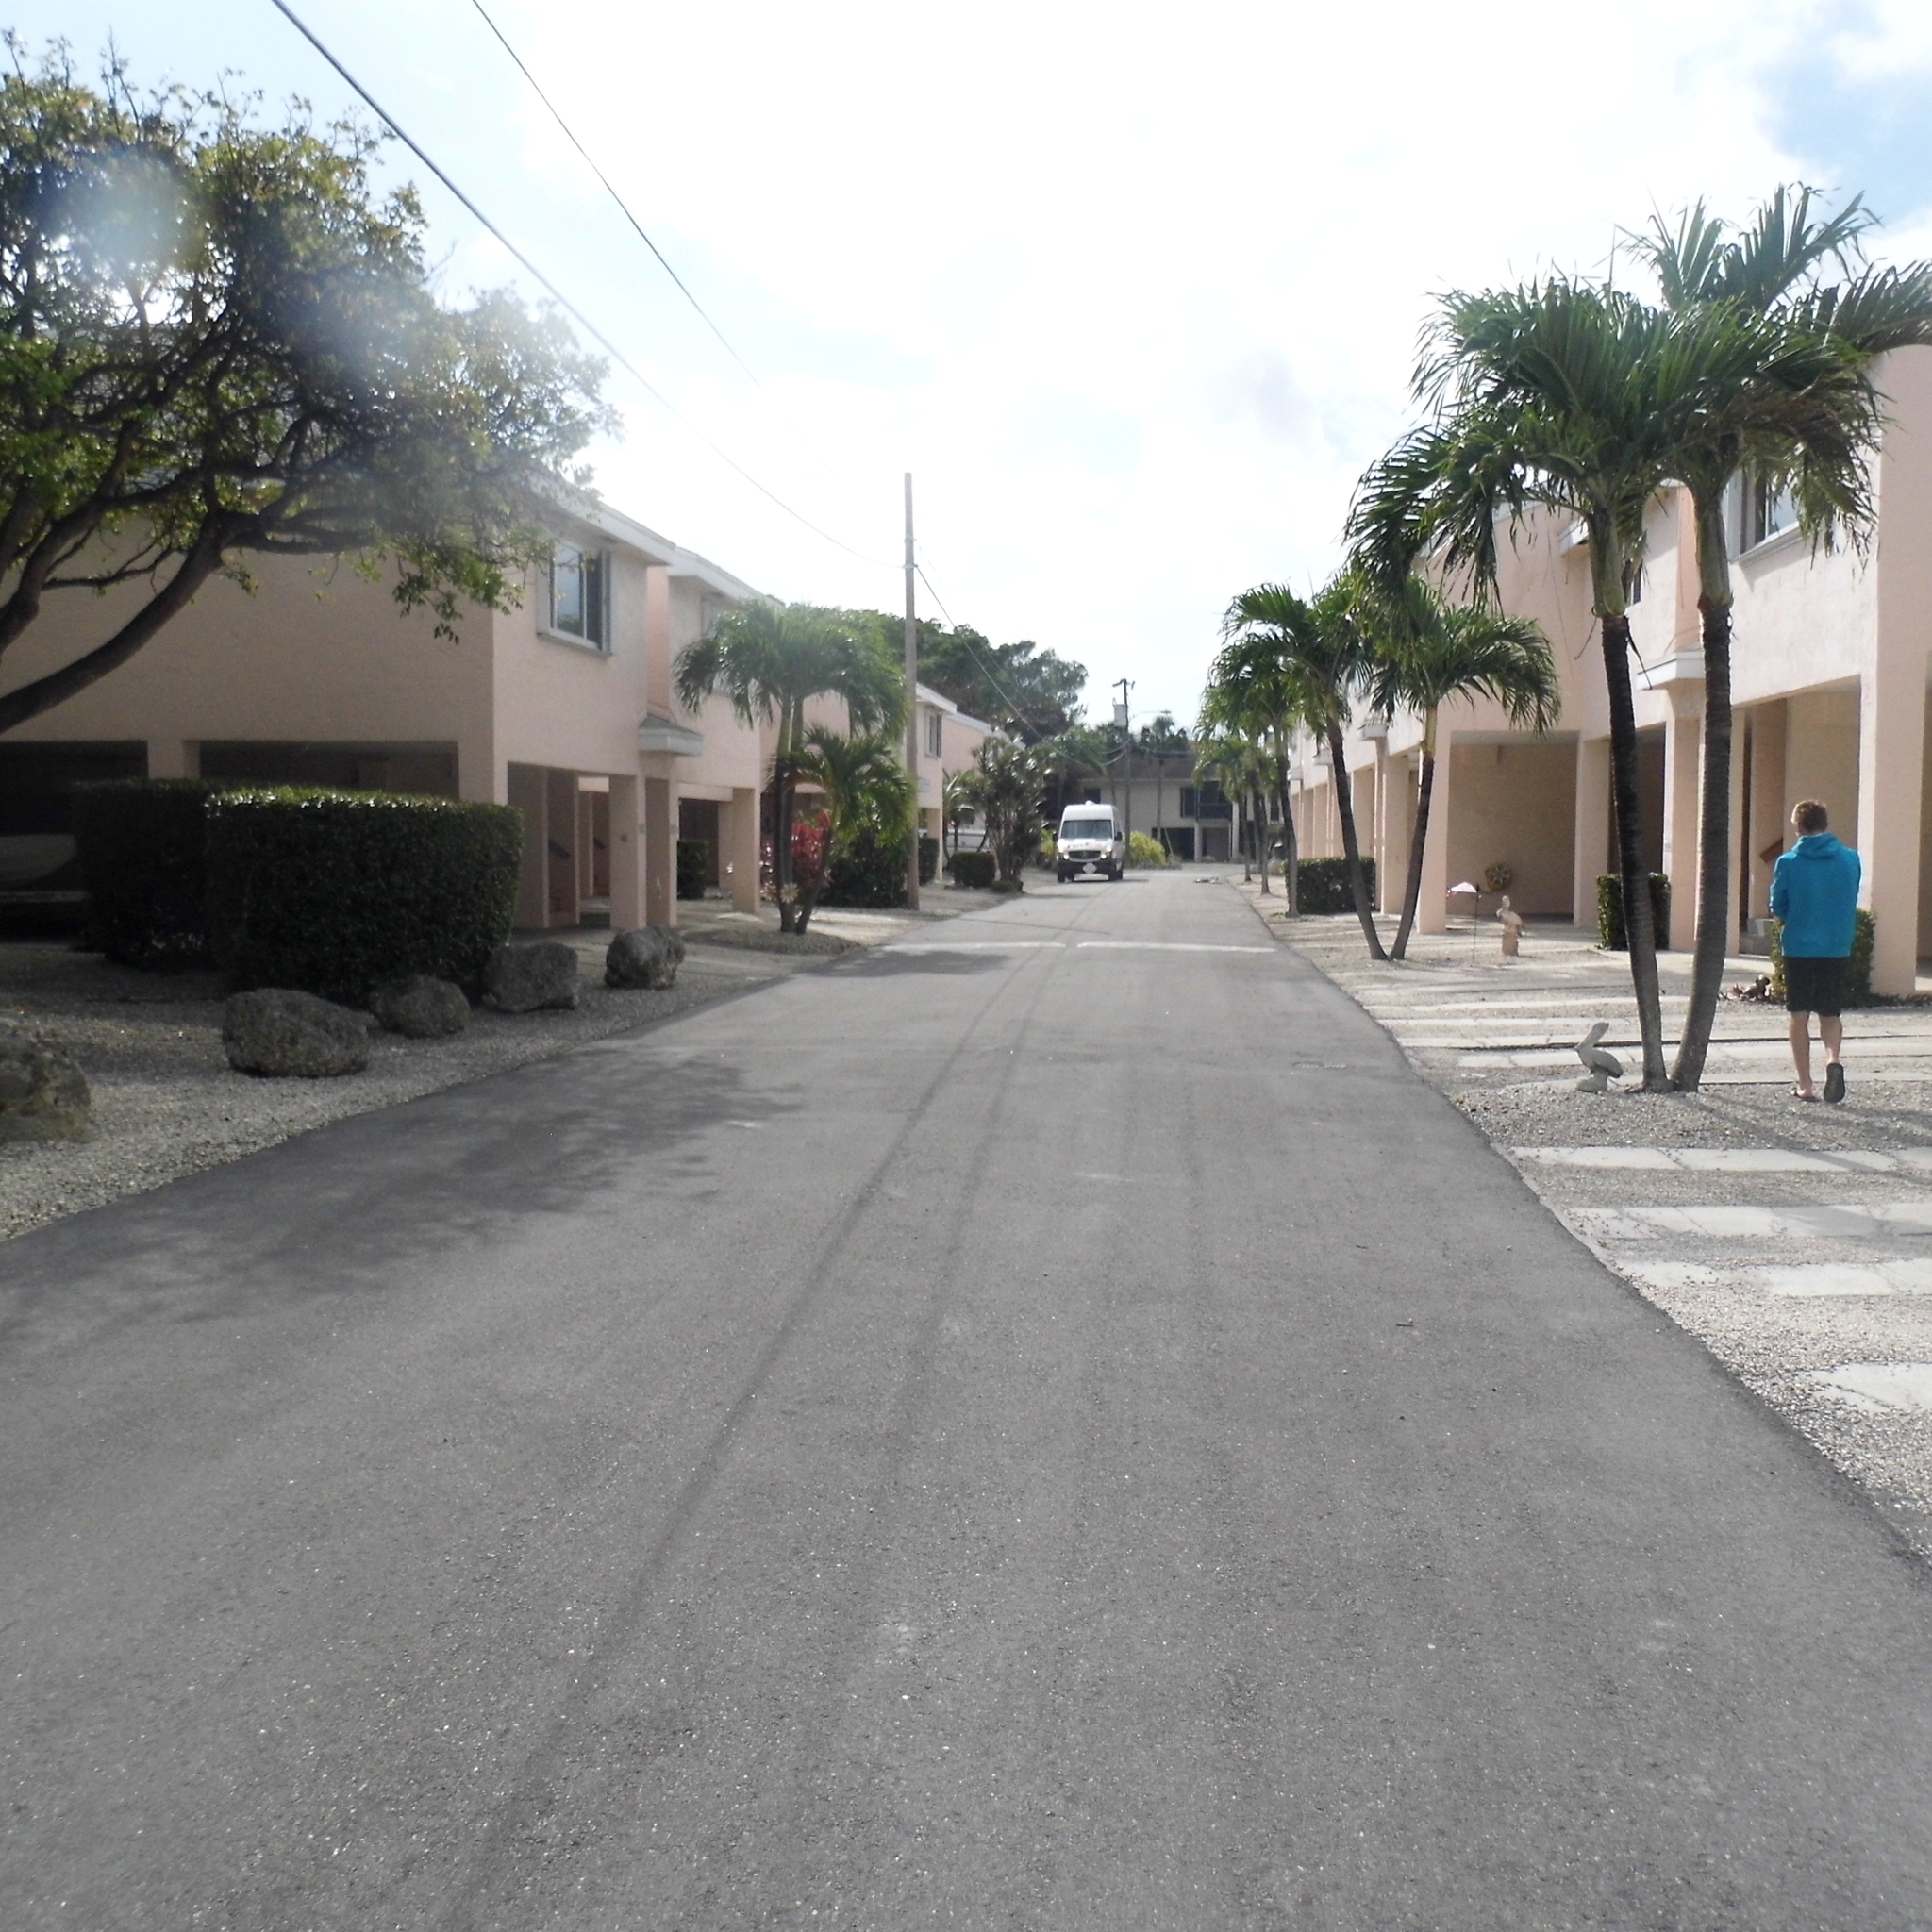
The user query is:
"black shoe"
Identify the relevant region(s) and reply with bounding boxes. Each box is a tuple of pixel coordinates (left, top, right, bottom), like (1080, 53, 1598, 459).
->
(1824, 1063, 1846, 1104)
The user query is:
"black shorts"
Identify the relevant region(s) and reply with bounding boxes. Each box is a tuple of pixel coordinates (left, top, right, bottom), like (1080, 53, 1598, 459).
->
(1784, 954, 1848, 1017)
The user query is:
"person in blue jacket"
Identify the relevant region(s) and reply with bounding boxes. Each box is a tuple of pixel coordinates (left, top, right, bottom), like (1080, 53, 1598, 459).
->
(1772, 799, 1862, 1103)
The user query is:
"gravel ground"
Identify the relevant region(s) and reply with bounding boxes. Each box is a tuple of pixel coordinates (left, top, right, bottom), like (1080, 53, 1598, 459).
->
(1239, 882, 1932, 1558)
(0, 938, 796, 1242)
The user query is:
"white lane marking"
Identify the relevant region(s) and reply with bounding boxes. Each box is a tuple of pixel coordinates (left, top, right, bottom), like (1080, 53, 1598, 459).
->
(889, 941, 1066, 951)
(1802, 1363, 1932, 1412)
(1517, 1146, 1932, 1174)
(1571, 1201, 1932, 1240)
(1076, 941, 1274, 953)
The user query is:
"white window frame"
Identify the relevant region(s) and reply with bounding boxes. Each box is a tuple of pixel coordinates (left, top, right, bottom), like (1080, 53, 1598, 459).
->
(1740, 474, 1800, 557)
(542, 541, 612, 653)
(924, 710, 942, 758)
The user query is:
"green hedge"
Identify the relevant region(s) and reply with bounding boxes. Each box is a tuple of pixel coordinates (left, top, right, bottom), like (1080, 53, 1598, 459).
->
(1293, 856, 1376, 915)
(1769, 909, 1875, 1005)
(75, 778, 225, 965)
(206, 789, 522, 1001)
(947, 849, 996, 889)
(676, 838, 710, 900)
(1596, 872, 1672, 950)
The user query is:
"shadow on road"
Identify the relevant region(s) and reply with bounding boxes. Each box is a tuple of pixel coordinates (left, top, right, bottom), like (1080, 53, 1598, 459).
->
(0, 1041, 798, 1361)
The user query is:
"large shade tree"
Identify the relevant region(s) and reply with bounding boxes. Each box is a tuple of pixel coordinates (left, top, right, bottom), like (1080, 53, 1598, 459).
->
(675, 600, 903, 932)
(1359, 577, 1557, 959)
(1628, 188, 1932, 1088)
(0, 51, 608, 730)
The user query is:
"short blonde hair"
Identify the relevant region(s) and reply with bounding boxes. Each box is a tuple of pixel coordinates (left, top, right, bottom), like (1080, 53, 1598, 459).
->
(1792, 799, 1829, 834)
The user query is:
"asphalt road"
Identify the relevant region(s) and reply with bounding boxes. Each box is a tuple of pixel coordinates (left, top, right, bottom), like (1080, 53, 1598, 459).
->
(5, 874, 1932, 1931)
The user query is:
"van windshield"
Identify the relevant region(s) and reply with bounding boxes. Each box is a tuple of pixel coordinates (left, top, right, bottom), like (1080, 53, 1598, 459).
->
(1061, 820, 1112, 842)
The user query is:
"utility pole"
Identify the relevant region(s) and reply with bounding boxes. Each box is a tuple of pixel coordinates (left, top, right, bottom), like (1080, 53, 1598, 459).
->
(903, 472, 921, 911)
(1113, 678, 1133, 847)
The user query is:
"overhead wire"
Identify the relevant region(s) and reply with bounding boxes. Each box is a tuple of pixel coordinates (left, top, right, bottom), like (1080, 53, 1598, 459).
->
(266, 0, 896, 572)
(464, 0, 764, 391)
(915, 557, 1047, 741)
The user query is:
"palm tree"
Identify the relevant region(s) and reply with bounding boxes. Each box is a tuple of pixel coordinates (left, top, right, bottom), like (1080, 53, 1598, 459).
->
(1136, 713, 1190, 854)
(1360, 578, 1557, 959)
(1628, 189, 1932, 1088)
(675, 600, 903, 932)
(1193, 732, 1273, 883)
(1216, 578, 1386, 956)
(965, 738, 1046, 887)
(1351, 278, 1767, 1085)
(1201, 631, 1308, 910)
(941, 767, 975, 857)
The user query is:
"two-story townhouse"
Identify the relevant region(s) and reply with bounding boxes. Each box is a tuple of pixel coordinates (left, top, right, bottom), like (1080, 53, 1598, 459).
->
(1288, 346, 1932, 994)
(0, 494, 770, 935)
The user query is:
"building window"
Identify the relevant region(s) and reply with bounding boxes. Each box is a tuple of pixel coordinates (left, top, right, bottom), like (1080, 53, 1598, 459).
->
(1744, 476, 1797, 551)
(548, 542, 608, 648)
(924, 711, 942, 758)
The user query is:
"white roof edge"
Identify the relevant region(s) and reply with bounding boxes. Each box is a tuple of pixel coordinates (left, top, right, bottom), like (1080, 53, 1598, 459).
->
(915, 682, 993, 734)
(666, 546, 762, 602)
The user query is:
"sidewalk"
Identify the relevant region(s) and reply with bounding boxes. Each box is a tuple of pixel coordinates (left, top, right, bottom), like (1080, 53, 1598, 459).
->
(1239, 881, 1932, 1558)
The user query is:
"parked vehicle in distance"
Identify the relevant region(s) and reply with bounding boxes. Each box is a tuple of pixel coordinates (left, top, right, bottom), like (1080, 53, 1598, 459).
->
(1057, 805, 1124, 882)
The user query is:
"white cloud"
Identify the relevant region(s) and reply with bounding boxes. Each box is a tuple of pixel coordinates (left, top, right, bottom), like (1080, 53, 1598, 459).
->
(12, 0, 1932, 721)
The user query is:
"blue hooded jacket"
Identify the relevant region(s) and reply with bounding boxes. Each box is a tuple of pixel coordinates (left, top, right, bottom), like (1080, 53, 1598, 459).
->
(1772, 833, 1861, 958)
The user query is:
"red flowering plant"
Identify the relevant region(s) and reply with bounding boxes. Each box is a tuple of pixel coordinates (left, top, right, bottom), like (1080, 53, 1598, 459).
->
(786, 809, 833, 928)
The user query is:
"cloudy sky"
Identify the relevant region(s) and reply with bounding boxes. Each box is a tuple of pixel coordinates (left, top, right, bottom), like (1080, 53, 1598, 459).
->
(11, 0, 1932, 725)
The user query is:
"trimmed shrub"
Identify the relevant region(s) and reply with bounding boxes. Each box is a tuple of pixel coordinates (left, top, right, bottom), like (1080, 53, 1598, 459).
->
(206, 789, 523, 1001)
(1293, 856, 1377, 915)
(919, 834, 939, 886)
(947, 849, 996, 889)
(1769, 908, 1875, 1005)
(75, 777, 225, 965)
(1596, 872, 1672, 951)
(1126, 831, 1171, 868)
(676, 838, 710, 900)
(822, 821, 910, 907)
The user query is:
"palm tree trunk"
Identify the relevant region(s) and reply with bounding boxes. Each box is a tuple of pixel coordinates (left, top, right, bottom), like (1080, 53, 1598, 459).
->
(1274, 749, 1299, 912)
(1673, 497, 1739, 1091)
(775, 698, 801, 934)
(1326, 720, 1387, 959)
(1601, 613, 1668, 1087)
(1251, 785, 1269, 892)
(1390, 710, 1436, 960)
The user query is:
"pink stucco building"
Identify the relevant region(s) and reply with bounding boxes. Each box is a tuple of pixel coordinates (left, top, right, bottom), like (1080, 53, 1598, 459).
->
(0, 495, 878, 931)
(1288, 346, 1932, 994)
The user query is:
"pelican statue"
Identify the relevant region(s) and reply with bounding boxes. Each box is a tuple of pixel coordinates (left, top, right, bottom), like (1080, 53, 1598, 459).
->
(1574, 1021, 1624, 1094)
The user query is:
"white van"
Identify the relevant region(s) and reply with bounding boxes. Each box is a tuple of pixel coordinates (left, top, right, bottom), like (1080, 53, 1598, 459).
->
(1056, 804, 1124, 882)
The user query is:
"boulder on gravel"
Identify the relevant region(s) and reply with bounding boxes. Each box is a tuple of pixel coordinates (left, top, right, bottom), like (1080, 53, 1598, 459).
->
(605, 924, 686, 990)
(368, 974, 470, 1039)
(483, 941, 580, 1013)
(0, 1028, 92, 1140)
(223, 989, 370, 1077)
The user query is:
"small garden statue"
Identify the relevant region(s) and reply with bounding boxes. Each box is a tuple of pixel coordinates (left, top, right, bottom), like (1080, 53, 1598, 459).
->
(1497, 893, 1524, 959)
(1574, 1021, 1624, 1094)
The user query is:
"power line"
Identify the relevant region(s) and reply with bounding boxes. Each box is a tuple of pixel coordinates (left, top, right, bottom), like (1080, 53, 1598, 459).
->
(266, 0, 895, 572)
(465, 0, 763, 391)
(915, 558, 1047, 741)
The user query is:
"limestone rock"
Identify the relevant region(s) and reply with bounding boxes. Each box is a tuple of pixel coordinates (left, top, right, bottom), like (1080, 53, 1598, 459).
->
(484, 941, 580, 1013)
(223, 989, 371, 1077)
(369, 974, 470, 1038)
(606, 924, 687, 990)
(0, 1028, 92, 1140)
